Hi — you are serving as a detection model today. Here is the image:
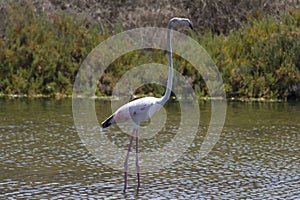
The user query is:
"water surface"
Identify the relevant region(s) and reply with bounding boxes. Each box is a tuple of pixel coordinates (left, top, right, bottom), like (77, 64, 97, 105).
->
(0, 98, 299, 199)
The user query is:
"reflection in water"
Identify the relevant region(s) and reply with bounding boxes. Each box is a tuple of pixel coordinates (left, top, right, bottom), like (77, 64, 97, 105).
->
(0, 99, 299, 199)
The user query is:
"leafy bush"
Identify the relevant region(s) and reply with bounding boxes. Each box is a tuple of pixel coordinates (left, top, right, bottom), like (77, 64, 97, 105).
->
(0, 2, 107, 96)
(196, 11, 300, 100)
(0, 2, 299, 100)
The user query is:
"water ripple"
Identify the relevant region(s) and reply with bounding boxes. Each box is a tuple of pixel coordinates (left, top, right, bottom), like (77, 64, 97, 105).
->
(0, 100, 299, 199)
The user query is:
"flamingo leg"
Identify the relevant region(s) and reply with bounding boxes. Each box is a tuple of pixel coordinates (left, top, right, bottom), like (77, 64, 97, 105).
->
(135, 128, 140, 189)
(123, 132, 134, 193)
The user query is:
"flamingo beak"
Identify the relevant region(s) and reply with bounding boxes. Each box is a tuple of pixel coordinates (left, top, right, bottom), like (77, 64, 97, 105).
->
(189, 22, 194, 30)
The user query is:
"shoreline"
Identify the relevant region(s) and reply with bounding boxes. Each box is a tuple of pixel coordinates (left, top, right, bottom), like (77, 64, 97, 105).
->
(0, 93, 291, 102)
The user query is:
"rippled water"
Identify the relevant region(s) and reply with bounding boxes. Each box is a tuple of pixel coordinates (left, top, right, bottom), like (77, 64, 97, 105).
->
(0, 98, 299, 199)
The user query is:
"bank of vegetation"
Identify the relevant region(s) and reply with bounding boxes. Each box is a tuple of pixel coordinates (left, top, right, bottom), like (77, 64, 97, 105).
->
(0, 1, 299, 100)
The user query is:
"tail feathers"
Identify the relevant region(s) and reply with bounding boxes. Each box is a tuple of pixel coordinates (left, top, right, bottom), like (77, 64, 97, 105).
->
(101, 114, 114, 129)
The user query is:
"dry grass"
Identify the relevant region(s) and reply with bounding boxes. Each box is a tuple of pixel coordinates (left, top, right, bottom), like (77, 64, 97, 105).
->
(1, 0, 299, 35)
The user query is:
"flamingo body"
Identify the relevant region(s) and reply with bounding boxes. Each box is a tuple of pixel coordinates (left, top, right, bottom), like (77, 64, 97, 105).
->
(102, 97, 161, 128)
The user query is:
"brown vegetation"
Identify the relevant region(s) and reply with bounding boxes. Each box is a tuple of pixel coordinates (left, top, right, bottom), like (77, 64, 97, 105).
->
(1, 0, 299, 35)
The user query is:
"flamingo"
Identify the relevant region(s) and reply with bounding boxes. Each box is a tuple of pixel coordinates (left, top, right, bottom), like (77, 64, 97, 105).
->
(101, 17, 193, 192)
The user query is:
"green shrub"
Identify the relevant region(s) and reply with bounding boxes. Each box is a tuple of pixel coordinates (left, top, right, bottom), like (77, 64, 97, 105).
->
(0, 2, 107, 97)
(0, 2, 299, 101)
(196, 11, 300, 100)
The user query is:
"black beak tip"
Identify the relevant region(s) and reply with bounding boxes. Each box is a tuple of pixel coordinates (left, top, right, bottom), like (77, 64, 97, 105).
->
(189, 23, 194, 30)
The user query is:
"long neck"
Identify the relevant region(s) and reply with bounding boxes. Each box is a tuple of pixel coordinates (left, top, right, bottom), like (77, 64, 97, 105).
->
(158, 24, 173, 105)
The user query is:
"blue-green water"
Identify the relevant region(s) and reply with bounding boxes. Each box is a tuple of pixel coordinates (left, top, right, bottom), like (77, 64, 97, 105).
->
(1, 98, 299, 199)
